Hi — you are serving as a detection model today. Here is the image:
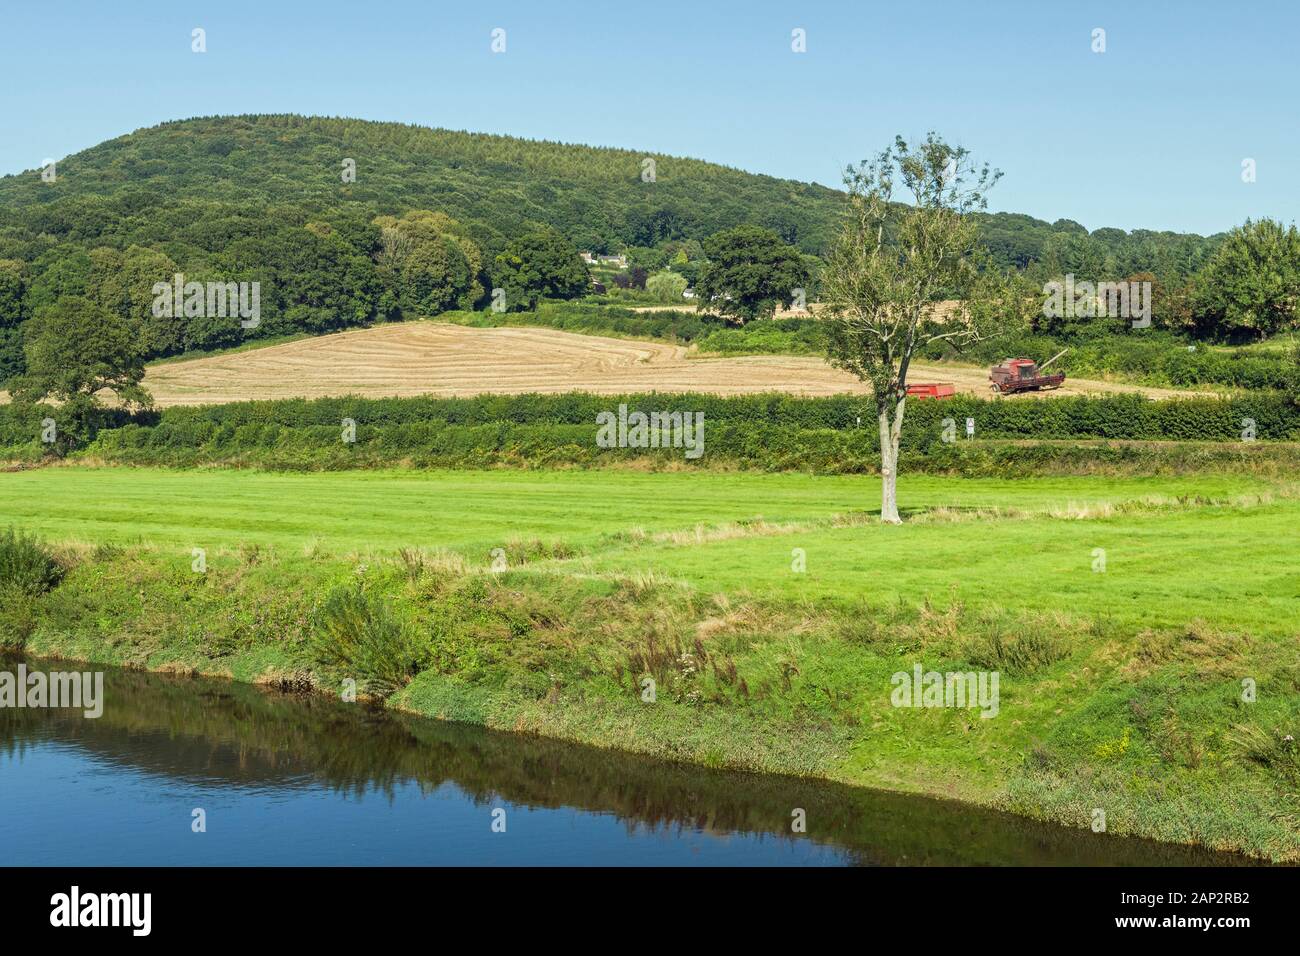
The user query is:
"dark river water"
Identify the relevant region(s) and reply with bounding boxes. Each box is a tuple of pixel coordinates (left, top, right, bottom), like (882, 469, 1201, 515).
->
(0, 658, 1258, 866)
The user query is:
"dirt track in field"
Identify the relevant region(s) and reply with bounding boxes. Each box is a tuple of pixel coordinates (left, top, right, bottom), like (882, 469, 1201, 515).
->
(138, 322, 1200, 407)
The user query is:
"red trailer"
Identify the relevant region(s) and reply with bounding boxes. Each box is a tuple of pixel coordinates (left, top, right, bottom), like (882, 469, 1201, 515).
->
(905, 382, 955, 400)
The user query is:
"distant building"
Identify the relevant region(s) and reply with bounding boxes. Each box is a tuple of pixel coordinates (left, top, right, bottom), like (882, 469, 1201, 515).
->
(580, 251, 628, 268)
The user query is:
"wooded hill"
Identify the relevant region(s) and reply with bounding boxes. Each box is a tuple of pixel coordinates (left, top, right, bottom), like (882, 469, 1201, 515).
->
(0, 114, 1215, 267)
(0, 115, 1228, 383)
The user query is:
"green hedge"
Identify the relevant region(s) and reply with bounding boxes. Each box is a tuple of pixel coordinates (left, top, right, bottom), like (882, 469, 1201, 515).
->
(4, 391, 1297, 473)
(84, 390, 1298, 439)
(448, 302, 822, 355)
(86, 423, 1300, 478)
(451, 302, 719, 344)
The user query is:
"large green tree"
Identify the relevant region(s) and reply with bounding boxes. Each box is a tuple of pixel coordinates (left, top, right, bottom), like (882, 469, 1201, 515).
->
(9, 296, 150, 447)
(215, 224, 384, 346)
(819, 134, 1029, 524)
(88, 245, 184, 356)
(492, 229, 589, 310)
(374, 211, 485, 316)
(1191, 218, 1300, 339)
(695, 225, 809, 325)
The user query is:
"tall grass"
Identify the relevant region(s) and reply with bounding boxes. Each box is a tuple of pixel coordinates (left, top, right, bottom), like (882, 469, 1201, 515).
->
(1228, 722, 1300, 784)
(966, 627, 1069, 675)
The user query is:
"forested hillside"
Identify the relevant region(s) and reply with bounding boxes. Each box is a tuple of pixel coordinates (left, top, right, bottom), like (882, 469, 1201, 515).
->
(0, 114, 1217, 265)
(0, 114, 1228, 384)
(0, 114, 844, 254)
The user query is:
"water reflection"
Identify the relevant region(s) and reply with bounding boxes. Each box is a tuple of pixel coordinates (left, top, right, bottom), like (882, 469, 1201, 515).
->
(0, 658, 1258, 866)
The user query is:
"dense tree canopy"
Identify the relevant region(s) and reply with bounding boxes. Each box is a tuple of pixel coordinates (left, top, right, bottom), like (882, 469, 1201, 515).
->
(374, 210, 485, 316)
(0, 114, 1219, 269)
(0, 259, 26, 381)
(8, 296, 149, 447)
(0, 115, 842, 256)
(1190, 218, 1300, 339)
(493, 229, 589, 310)
(695, 225, 810, 324)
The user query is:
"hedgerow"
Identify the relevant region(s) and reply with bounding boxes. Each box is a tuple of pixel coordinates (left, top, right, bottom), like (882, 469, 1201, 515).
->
(466, 303, 1300, 386)
(79, 390, 1299, 437)
(0, 391, 1270, 472)
(3, 390, 1296, 474)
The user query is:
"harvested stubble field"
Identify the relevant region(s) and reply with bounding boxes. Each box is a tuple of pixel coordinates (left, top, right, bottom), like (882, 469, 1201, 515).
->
(138, 322, 1199, 407)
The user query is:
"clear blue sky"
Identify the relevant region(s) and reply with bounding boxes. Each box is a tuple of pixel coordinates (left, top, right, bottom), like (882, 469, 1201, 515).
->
(1, 0, 1295, 235)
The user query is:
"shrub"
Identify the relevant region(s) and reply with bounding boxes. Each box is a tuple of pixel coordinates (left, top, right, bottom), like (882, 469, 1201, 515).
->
(0, 527, 64, 595)
(0, 590, 39, 650)
(646, 270, 688, 303)
(0, 528, 63, 651)
(310, 584, 423, 695)
(966, 626, 1068, 675)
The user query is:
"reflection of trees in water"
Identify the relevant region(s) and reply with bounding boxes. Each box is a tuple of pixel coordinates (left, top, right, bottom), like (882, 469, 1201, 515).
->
(0, 659, 1256, 866)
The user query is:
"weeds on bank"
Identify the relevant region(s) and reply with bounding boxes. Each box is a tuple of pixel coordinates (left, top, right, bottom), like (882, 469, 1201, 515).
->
(966, 626, 1070, 676)
(1228, 722, 1300, 784)
(310, 584, 423, 695)
(0, 528, 66, 649)
(0, 527, 65, 596)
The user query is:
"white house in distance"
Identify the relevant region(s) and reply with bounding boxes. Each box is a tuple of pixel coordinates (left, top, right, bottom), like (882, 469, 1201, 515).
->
(580, 251, 628, 268)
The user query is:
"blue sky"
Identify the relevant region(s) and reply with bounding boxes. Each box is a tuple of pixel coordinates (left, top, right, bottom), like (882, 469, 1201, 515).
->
(1, 0, 1295, 235)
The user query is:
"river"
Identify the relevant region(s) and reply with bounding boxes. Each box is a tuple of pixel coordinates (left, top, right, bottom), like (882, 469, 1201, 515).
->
(0, 658, 1258, 866)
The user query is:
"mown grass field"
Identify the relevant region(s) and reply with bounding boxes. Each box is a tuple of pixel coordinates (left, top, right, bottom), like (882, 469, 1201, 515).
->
(3, 465, 1298, 860)
(0, 467, 1279, 552)
(2, 468, 1295, 639)
(585, 498, 1300, 638)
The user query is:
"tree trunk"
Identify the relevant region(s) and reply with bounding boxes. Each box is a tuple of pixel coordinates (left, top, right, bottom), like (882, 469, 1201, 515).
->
(878, 397, 906, 524)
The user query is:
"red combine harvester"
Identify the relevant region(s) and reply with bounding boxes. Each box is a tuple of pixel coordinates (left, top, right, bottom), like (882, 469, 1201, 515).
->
(905, 382, 955, 400)
(989, 349, 1069, 395)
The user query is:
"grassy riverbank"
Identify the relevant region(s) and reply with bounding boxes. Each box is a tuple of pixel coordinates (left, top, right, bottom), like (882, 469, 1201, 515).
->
(2, 467, 1298, 861)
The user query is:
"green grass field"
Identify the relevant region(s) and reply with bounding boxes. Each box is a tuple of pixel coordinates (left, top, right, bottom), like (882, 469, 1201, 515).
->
(0, 466, 1281, 551)
(585, 499, 1300, 637)
(4, 467, 1293, 638)
(3, 465, 1298, 860)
